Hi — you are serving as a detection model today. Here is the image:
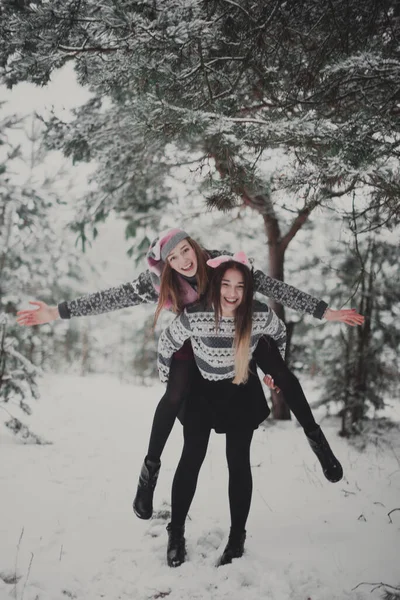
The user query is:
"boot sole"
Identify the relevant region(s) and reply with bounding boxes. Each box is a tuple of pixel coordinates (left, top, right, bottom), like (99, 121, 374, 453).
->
(324, 463, 344, 483)
(133, 503, 152, 520)
(326, 471, 343, 483)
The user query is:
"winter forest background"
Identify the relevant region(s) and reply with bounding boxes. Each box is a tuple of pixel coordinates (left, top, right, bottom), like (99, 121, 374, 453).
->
(0, 1, 400, 599)
(1, 0, 399, 436)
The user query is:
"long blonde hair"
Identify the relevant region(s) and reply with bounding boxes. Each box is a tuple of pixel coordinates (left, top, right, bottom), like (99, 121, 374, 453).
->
(207, 261, 254, 384)
(153, 237, 209, 326)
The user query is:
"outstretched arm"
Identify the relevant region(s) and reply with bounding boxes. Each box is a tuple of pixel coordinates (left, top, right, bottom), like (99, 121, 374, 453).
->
(253, 270, 364, 325)
(253, 269, 328, 318)
(207, 251, 328, 320)
(17, 270, 159, 326)
(157, 311, 192, 383)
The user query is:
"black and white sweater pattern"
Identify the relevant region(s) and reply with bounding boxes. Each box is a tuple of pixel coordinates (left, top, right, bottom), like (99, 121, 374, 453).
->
(57, 250, 328, 320)
(157, 300, 287, 383)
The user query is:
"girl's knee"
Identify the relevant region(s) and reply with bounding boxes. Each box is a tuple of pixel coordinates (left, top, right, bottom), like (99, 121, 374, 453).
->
(181, 441, 208, 467)
(274, 369, 299, 389)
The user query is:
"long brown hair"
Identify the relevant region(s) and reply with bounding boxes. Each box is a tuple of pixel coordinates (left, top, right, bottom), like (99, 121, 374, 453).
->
(207, 261, 254, 384)
(153, 237, 209, 326)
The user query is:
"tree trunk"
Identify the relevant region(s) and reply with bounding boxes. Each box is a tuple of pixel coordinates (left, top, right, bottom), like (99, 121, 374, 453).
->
(341, 239, 375, 436)
(0, 201, 14, 289)
(263, 220, 291, 419)
(340, 328, 353, 436)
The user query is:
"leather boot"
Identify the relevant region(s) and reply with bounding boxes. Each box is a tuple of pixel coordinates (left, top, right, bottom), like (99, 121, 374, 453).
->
(166, 523, 186, 567)
(132, 457, 161, 519)
(217, 528, 246, 566)
(306, 426, 343, 482)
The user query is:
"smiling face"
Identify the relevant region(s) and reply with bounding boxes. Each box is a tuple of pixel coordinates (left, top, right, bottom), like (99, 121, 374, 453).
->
(166, 239, 198, 277)
(220, 267, 245, 316)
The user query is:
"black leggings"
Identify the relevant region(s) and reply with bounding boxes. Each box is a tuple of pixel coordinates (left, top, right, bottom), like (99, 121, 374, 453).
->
(146, 337, 317, 462)
(253, 336, 317, 434)
(171, 422, 254, 530)
(147, 356, 197, 462)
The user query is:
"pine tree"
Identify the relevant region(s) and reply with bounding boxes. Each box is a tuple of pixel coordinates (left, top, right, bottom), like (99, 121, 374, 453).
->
(0, 108, 89, 434)
(318, 225, 400, 435)
(0, 313, 47, 443)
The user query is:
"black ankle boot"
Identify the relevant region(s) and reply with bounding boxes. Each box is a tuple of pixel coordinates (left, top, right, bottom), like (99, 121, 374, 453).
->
(217, 528, 246, 566)
(166, 523, 186, 567)
(306, 426, 343, 483)
(133, 457, 161, 519)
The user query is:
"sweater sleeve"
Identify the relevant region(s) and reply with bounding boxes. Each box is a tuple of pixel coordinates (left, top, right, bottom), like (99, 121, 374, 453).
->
(253, 270, 328, 319)
(157, 311, 192, 383)
(259, 308, 287, 359)
(57, 270, 159, 319)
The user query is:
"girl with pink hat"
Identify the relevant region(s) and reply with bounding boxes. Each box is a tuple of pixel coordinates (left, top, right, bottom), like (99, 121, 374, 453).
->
(16, 228, 364, 523)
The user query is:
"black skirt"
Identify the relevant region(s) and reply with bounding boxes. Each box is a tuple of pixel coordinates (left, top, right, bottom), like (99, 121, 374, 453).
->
(183, 360, 270, 434)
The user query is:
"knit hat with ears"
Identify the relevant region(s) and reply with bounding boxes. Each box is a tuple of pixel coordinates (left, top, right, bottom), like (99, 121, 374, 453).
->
(146, 228, 198, 308)
(147, 228, 190, 276)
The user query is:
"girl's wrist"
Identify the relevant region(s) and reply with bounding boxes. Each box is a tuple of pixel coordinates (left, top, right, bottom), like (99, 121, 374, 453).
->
(51, 306, 60, 320)
(323, 307, 332, 320)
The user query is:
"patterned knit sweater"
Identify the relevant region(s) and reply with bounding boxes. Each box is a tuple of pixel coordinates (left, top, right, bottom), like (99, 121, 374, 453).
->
(57, 250, 328, 320)
(157, 300, 287, 383)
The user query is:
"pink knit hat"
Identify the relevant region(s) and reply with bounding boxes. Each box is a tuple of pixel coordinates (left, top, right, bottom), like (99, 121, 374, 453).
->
(147, 228, 190, 278)
(146, 228, 198, 309)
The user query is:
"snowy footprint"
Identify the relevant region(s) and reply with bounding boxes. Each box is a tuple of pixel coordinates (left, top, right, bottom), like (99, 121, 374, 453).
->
(195, 526, 226, 563)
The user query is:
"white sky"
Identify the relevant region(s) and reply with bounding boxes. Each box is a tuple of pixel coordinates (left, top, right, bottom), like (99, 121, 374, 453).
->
(0, 63, 91, 116)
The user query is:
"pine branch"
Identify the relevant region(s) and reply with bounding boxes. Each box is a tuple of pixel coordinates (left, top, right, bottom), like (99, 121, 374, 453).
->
(320, 178, 359, 199)
(58, 43, 123, 53)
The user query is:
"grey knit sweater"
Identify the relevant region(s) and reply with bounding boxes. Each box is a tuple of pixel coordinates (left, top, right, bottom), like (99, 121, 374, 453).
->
(158, 300, 287, 383)
(57, 250, 327, 320)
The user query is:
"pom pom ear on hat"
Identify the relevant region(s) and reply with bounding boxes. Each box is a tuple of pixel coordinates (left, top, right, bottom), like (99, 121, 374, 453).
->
(232, 251, 250, 267)
(206, 251, 251, 269)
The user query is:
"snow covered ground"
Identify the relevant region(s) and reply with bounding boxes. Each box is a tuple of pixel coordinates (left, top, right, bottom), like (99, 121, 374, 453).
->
(0, 374, 399, 600)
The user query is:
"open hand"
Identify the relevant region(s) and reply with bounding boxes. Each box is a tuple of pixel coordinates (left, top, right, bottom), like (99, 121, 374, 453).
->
(324, 308, 364, 326)
(16, 301, 59, 327)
